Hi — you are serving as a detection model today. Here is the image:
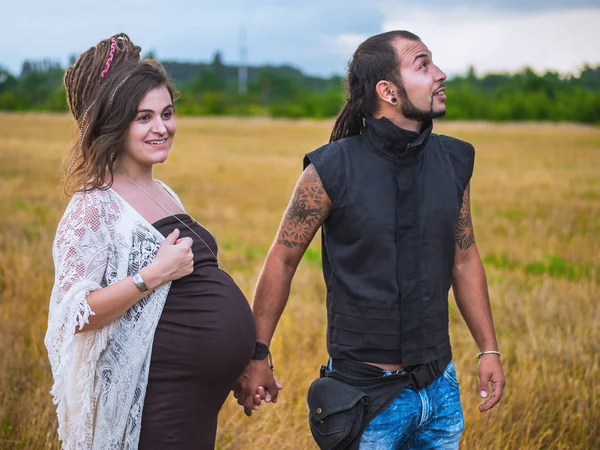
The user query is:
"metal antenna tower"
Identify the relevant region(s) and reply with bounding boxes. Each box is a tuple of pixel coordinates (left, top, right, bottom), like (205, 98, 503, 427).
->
(238, 24, 248, 94)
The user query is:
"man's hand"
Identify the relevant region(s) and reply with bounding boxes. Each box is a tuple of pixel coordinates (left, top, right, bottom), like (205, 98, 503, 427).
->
(232, 359, 283, 416)
(477, 354, 505, 412)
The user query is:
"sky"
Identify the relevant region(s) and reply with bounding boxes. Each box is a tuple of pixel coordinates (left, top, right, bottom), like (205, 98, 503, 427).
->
(1, 0, 599, 78)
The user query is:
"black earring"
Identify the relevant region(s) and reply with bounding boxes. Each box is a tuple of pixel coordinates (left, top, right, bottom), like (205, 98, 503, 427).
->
(391, 97, 397, 104)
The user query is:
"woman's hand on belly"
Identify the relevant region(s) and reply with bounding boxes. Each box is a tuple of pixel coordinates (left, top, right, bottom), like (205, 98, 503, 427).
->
(150, 228, 194, 283)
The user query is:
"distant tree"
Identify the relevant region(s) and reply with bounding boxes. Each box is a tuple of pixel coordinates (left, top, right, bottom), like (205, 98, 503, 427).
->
(250, 70, 302, 103)
(0, 66, 18, 93)
(0, 91, 19, 111)
(466, 65, 477, 82)
(577, 64, 600, 90)
(21, 61, 33, 77)
(1, 53, 598, 122)
(189, 70, 226, 93)
(211, 51, 225, 78)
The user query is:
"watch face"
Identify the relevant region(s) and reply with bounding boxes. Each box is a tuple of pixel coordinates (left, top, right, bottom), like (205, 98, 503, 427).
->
(253, 342, 269, 360)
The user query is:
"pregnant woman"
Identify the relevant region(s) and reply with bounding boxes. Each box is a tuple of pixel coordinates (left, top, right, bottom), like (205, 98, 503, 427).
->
(45, 34, 256, 449)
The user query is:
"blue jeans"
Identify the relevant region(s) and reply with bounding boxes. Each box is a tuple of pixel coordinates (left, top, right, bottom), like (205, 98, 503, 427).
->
(359, 361, 464, 450)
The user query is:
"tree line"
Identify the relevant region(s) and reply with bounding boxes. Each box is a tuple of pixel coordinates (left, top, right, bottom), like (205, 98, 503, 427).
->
(1, 53, 599, 123)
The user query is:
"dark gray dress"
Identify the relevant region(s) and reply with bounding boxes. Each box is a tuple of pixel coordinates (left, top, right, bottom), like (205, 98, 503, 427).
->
(139, 214, 256, 449)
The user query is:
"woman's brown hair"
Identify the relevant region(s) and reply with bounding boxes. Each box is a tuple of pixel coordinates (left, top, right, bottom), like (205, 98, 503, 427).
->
(63, 34, 177, 195)
(64, 33, 141, 122)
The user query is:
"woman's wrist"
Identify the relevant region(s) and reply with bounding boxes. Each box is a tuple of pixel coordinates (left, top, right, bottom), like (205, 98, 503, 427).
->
(138, 264, 165, 291)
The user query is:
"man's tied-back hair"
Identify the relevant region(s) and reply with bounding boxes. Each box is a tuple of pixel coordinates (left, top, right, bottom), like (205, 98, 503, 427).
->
(64, 33, 141, 122)
(330, 30, 421, 143)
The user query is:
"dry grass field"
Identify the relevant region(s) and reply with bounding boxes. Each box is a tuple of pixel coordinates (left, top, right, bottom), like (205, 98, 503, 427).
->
(0, 113, 599, 449)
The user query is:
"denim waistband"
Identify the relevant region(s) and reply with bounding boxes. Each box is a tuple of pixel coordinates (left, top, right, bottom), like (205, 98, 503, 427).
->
(328, 354, 450, 388)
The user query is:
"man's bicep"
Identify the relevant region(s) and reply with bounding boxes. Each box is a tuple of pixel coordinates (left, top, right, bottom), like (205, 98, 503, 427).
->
(455, 183, 475, 251)
(276, 164, 331, 252)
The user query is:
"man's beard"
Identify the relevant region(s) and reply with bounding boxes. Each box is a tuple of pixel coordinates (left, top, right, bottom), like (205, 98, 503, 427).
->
(397, 85, 446, 121)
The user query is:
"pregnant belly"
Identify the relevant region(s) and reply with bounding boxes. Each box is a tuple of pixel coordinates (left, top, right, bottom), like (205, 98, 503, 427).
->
(150, 268, 256, 382)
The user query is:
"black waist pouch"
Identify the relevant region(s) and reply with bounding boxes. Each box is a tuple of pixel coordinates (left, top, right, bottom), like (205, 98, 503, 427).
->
(307, 356, 450, 450)
(307, 375, 367, 450)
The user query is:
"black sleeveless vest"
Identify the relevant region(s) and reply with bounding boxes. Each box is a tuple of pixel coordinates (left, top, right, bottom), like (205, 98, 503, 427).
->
(304, 117, 475, 366)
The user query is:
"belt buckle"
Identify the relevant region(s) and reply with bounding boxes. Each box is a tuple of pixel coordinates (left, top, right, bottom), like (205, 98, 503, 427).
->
(410, 365, 427, 390)
(320, 365, 327, 378)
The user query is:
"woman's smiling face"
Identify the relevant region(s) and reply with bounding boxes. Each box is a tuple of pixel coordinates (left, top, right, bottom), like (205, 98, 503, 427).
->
(121, 85, 176, 167)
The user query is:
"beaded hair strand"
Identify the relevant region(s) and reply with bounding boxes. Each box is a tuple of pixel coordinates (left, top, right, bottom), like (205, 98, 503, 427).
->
(99, 38, 117, 78)
(66, 67, 138, 177)
(63, 33, 141, 122)
(62, 34, 141, 189)
(64, 70, 135, 179)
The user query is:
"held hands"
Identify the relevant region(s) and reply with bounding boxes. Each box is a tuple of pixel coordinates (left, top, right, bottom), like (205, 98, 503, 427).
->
(151, 228, 194, 284)
(477, 354, 505, 412)
(232, 359, 283, 416)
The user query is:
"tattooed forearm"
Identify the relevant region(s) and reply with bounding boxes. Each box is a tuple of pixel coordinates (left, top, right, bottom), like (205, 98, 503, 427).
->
(277, 165, 330, 249)
(455, 184, 475, 250)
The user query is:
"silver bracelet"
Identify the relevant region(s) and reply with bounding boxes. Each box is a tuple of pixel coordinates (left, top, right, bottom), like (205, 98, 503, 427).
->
(476, 350, 501, 359)
(132, 272, 149, 293)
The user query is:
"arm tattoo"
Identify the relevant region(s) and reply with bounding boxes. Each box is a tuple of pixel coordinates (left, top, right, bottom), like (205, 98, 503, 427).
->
(277, 165, 328, 249)
(455, 184, 475, 250)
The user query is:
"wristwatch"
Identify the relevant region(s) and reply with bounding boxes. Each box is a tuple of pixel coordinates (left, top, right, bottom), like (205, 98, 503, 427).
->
(132, 272, 149, 293)
(252, 341, 270, 360)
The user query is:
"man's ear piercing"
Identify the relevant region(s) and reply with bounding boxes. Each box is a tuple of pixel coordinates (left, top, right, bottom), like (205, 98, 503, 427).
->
(391, 97, 397, 104)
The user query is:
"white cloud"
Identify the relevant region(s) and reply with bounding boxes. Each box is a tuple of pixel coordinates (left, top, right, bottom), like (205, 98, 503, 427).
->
(335, 33, 370, 53)
(381, 7, 600, 75)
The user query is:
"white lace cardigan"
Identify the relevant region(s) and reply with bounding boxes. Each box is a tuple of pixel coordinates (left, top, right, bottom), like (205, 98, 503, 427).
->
(45, 182, 184, 449)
